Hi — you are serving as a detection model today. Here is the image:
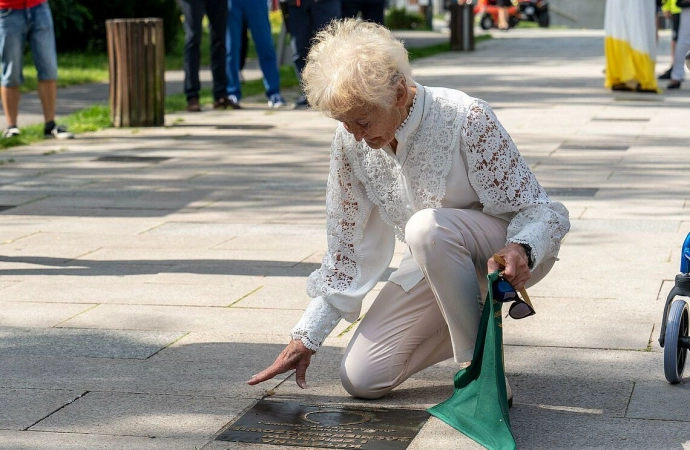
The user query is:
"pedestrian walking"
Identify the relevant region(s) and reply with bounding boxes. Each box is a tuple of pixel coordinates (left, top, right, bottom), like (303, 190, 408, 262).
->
(0, 0, 74, 139)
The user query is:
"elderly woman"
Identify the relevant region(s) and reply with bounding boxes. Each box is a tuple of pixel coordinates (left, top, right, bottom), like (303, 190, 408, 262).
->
(248, 19, 570, 399)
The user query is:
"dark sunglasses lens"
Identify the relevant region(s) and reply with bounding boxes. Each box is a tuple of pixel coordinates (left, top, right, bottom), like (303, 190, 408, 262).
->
(509, 301, 535, 319)
(493, 279, 517, 302)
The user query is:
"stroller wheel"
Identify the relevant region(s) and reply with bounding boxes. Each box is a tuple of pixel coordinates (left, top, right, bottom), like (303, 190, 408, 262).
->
(664, 299, 689, 384)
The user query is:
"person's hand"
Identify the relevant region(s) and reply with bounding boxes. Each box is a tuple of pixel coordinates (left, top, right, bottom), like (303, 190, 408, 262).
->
(664, 10, 672, 19)
(487, 243, 531, 291)
(247, 339, 314, 389)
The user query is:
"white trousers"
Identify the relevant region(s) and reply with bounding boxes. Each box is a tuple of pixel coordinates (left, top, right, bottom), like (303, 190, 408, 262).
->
(340, 208, 555, 399)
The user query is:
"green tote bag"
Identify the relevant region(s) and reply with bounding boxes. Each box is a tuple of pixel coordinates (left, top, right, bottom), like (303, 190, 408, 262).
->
(427, 270, 516, 450)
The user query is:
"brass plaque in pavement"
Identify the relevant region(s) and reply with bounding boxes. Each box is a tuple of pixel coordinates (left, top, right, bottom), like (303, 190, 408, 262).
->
(217, 400, 429, 449)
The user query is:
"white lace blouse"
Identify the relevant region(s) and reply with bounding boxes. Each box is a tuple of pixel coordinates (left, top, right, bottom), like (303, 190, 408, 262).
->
(291, 84, 570, 352)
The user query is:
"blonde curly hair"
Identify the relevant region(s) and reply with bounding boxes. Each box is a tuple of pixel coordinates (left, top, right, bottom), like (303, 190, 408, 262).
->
(302, 19, 414, 118)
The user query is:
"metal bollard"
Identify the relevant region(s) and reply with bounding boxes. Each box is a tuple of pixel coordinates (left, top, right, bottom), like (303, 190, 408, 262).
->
(449, 1, 475, 51)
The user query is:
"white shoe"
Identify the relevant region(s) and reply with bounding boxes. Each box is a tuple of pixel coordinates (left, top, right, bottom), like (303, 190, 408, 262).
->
(44, 124, 74, 140)
(267, 93, 286, 108)
(2, 126, 20, 138)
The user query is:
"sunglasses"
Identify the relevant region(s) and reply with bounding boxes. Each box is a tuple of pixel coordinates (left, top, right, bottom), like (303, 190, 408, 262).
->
(491, 253, 536, 320)
(492, 277, 536, 319)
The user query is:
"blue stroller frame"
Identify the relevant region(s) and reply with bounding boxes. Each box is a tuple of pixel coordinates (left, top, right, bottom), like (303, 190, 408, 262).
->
(658, 233, 690, 384)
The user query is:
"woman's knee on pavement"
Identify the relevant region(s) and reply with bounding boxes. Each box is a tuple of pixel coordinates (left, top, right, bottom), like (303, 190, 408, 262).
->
(340, 358, 397, 400)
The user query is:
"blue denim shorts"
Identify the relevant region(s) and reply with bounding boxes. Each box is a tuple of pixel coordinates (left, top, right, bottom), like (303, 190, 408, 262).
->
(0, 2, 57, 87)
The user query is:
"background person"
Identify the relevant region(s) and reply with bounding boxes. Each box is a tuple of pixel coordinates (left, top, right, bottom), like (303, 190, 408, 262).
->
(667, 3, 690, 88)
(659, 0, 682, 79)
(247, 20, 570, 400)
(177, 0, 232, 112)
(0, 0, 73, 139)
(281, 0, 341, 108)
(604, 0, 659, 92)
(341, 0, 385, 25)
(496, 0, 512, 30)
(225, 0, 286, 109)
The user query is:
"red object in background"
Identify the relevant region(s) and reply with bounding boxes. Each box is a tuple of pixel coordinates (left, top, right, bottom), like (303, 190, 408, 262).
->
(474, 0, 550, 29)
(474, 0, 520, 30)
(474, 0, 521, 29)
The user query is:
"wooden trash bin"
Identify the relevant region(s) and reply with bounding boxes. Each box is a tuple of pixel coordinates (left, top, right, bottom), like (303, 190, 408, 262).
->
(106, 18, 165, 127)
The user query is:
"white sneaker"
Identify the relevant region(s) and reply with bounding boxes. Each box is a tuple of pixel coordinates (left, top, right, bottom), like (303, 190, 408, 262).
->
(45, 124, 74, 140)
(2, 127, 20, 138)
(267, 93, 286, 108)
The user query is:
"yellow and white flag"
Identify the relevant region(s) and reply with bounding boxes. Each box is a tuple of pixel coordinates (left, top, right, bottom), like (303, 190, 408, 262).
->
(604, 0, 659, 92)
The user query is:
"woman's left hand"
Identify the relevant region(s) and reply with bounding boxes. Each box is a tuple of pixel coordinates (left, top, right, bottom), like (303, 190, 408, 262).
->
(487, 243, 531, 290)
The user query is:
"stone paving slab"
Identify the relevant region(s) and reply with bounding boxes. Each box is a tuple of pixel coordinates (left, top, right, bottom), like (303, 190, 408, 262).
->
(30, 391, 244, 439)
(626, 380, 690, 422)
(0, 430, 206, 450)
(502, 298, 656, 350)
(508, 407, 690, 450)
(0, 388, 82, 430)
(58, 304, 305, 334)
(0, 302, 97, 327)
(1, 277, 264, 306)
(0, 351, 286, 397)
(0, 327, 186, 359)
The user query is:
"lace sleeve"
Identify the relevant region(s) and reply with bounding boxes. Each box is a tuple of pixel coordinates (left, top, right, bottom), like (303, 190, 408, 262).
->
(294, 128, 396, 351)
(306, 129, 372, 304)
(462, 99, 570, 267)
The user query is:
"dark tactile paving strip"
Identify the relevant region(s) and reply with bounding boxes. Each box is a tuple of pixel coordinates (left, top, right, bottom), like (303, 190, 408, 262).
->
(217, 399, 429, 449)
(545, 187, 599, 197)
(94, 156, 171, 163)
(557, 144, 630, 151)
(215, 124, 275, 130)
(590, 117, 650, 122)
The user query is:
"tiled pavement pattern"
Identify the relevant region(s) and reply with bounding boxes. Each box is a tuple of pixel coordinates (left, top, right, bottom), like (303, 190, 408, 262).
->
(1, 28, 689, 449)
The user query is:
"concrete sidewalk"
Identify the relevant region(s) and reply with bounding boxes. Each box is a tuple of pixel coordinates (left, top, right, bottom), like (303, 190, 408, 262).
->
(1, 27, 689, 449)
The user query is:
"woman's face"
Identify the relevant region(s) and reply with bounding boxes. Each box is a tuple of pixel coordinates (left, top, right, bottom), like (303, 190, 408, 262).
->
(336, 85, 407, 150)
(337, 104, 400, 149)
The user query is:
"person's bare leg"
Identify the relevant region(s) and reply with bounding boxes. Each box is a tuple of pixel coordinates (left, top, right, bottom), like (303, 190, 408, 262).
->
(1, 86, 20, 127)
(37, 79, 56, 123)
(498, 7, 508, 29)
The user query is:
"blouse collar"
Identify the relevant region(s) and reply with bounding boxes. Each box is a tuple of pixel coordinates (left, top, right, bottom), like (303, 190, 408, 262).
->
(394, 82, 425, 144)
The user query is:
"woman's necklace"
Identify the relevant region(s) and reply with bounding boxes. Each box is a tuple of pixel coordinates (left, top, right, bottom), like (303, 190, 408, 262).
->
(396, 89, 418, 135)
(393, 88, 422, 176)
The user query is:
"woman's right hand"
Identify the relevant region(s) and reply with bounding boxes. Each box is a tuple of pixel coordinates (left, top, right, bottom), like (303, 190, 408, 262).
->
(247, 339, 314, 389)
